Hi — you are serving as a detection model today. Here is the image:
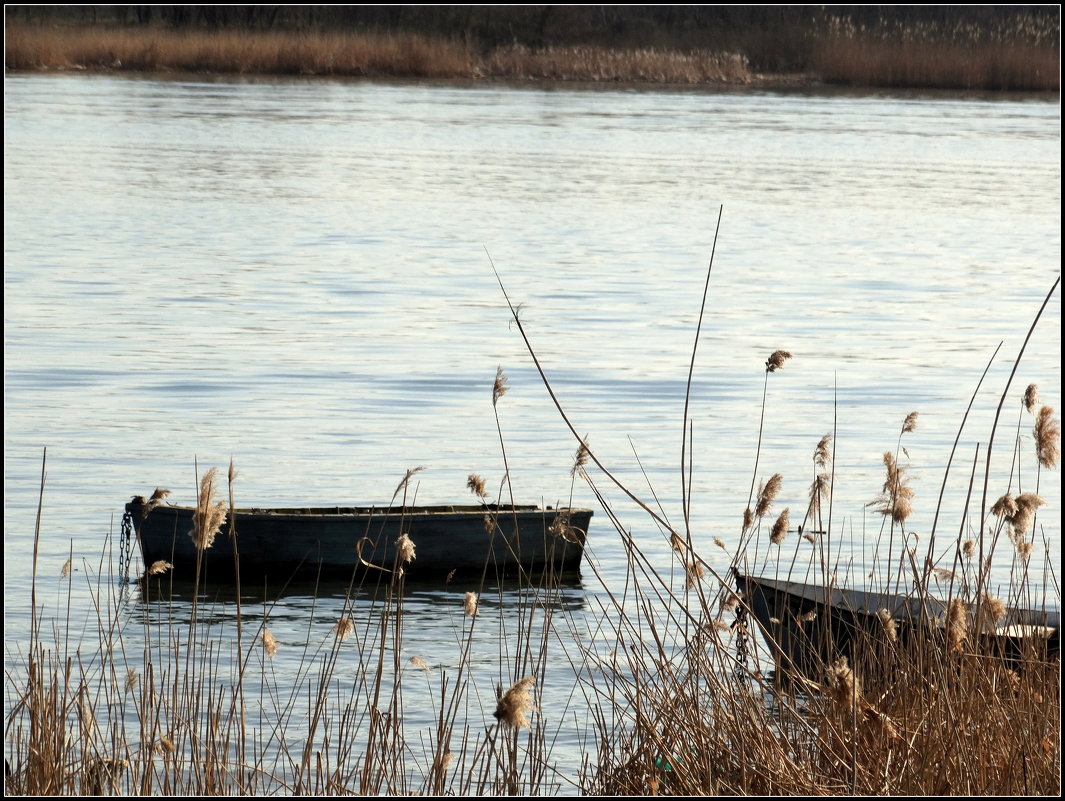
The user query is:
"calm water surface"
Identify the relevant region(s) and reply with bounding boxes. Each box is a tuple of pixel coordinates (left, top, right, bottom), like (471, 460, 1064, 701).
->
(4, 74, 1061, 788)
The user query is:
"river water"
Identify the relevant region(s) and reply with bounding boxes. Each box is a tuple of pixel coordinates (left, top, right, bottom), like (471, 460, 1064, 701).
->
(4, 74, 1061, 791)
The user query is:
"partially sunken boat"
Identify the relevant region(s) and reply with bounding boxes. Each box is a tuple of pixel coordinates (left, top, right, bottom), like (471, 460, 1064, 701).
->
(735, 571, 1059, 678)
(126, 499, 592, 583)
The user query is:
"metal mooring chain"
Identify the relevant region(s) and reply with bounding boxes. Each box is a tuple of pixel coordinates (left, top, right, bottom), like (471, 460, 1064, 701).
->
(732, 603, 751, 680)
(120, 509, 135, 584)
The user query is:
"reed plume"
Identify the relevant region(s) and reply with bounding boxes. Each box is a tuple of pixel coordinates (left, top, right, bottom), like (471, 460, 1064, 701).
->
(946, 597, 968, 652)
(742, 506, 754, 532)
(393, 466, 425, 500)
(670, 530, 686, 553)
(826, 657, 861, 710)
(467, 473, 488, 499)
(813, 433, 832, 470)
(979, 593, 1007, 631)
(684, 559, 706, 590)
(396, 532, 416, 564)
(1033, 405, 1060, 468)
(765, 349, 793, 372)
(755, 473, 783, 517)
(60, 558, 70, 578)
(902, 411, 919, 433)
(191, 467, 226, 550)
(770, 508, 790, 544)
(871, 452, 914, 524)
(549, 511, 582, 544)
(494, 676, 536, 728)
(1023, 383, 1039, 412)
(262, 630, 278, 658)
(809, 473, 830, 523)
(146, 560, 173, 575)
(142, 487, 171, 517)
(408, 656, 430, 670)
(991, 493, 1019, 519)
(333, 617, 354, 640)
(492, 365, 509, 406)
(463, 591, 478, 617)
(571, 436, 591, 478)
(876, 609, 898, 642)
(1010, 492, 1045, 538)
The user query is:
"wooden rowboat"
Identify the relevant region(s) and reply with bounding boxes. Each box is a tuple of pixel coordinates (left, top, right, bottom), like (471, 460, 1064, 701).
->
(734, 571, 1059, 679)
(125, 499, 592, 583)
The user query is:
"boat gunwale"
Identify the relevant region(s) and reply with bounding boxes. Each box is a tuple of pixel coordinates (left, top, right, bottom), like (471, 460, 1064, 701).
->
(126, 501, 594, 520)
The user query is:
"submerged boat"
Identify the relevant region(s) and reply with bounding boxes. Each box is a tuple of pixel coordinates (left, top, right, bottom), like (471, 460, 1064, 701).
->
(125, 499, 592, 583)
(734, 571, 1059, 679)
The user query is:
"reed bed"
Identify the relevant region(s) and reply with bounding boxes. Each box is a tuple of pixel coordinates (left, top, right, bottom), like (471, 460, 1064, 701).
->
(814, 14, 1060, 91)
(3, 27, 479, 78)
(6, 18, 1057, 89)
(5, 263, 1061, 794)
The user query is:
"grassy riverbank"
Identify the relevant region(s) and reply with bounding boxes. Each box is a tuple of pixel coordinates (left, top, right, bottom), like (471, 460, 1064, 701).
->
(5, 7, 1059, 90)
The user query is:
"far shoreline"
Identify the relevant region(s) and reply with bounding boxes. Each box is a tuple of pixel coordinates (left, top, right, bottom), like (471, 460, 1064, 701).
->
(5, 22, 1059, 94)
